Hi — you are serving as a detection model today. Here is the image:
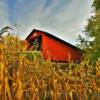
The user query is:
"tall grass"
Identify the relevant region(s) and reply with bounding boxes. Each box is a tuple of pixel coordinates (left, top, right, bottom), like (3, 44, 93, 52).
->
(0, 35, 100, 100)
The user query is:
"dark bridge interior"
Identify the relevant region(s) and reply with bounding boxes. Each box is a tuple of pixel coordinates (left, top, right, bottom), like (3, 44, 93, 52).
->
(29, 36, 42, 50)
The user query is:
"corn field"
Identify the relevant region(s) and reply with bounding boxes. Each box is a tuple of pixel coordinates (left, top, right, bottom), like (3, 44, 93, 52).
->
(0, 35, 100, 100)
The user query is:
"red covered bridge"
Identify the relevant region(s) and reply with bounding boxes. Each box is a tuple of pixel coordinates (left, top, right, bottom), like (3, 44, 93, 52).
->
(25, 29, 82, 62)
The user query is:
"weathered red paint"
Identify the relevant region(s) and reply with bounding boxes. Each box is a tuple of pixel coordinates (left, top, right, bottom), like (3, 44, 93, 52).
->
(25, 29, 82, 62)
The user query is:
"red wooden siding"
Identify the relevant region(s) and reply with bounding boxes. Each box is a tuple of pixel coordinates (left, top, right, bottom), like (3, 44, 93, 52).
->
(25, 29, 82, 62)
(42, 34, 81, 61)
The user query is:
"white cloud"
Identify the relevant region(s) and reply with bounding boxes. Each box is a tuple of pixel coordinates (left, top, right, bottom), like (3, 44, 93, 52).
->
(0, 0, 94, 44)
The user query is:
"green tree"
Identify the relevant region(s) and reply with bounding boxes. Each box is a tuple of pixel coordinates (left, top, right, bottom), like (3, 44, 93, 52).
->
(77, 0, 100, 61)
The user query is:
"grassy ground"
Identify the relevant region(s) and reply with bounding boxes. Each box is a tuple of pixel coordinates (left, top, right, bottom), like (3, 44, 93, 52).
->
(0, 35, 100, 100)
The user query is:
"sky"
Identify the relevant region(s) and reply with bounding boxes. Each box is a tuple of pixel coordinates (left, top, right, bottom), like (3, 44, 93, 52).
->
(0, 0, 93, 44)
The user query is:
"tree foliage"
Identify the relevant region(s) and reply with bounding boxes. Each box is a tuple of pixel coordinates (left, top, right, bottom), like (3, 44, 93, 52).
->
(77, 0, 100, 61)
